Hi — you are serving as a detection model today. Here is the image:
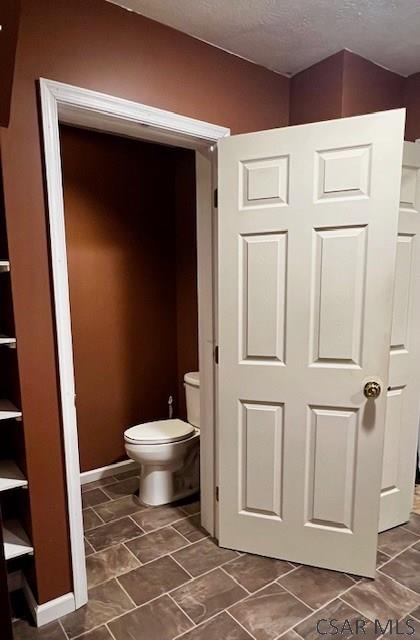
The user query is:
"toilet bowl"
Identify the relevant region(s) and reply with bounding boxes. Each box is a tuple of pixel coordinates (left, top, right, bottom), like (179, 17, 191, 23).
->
(124, 372, 200, 506)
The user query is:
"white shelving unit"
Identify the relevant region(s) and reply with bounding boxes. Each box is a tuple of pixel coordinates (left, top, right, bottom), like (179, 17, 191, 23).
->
(0, 260, 34, 560)
(0, 461, 28, 492)
(0, 256, 32, 568)
(3, 520, 33, 560)
(0, 401, 22, 421)
(0, 336, 16, 349)
(0, 260, 16, 353)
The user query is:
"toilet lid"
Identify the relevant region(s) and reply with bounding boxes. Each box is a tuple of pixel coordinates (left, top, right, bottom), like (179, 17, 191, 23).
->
(124, 419, 195, 445)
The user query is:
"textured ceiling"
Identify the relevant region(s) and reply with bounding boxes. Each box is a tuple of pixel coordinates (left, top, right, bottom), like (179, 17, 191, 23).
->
(107, 0, 420, 77)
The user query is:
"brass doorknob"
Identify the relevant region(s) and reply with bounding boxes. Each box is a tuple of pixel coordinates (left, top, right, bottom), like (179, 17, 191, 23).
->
(364, 381, 381, 399)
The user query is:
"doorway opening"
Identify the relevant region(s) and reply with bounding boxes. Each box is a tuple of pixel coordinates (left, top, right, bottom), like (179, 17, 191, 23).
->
(60, 125, 199, 479)
(60, 121, 204, 592)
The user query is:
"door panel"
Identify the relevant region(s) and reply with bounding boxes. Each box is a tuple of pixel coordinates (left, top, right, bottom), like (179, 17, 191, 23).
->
(379, 141, 420, 532)
(218, 110, 405, 578)
(311, 226, 367, 365)
(241, 233, 287, 362)
(241, 401, 284, 517)
(306, 406, 357, 530)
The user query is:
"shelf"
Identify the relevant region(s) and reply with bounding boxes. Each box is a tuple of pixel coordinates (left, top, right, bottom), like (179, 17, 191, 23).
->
(3, 520, 33, 560)
(0, 401, 22, 421)
(0, 336, 16, 349)
(0, 461, 27, 492)
(0, 261, 10, 273)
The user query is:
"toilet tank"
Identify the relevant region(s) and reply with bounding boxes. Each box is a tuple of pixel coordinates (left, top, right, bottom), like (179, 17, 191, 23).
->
(184, 371, 200, 428)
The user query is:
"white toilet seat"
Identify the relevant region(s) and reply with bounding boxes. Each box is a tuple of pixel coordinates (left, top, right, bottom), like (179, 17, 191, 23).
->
(124, 418, 195, 445)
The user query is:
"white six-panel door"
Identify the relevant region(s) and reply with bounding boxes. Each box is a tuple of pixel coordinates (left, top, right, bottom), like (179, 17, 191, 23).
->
(379, 141, 420, 532)
(218, 110, 405, 578)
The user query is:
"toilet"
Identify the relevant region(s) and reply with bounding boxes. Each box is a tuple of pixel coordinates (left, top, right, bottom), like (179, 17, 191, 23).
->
(124, 372, 200, 506)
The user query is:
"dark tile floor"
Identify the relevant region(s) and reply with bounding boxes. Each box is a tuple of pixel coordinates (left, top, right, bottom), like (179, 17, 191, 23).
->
(12, 478, 420, 640)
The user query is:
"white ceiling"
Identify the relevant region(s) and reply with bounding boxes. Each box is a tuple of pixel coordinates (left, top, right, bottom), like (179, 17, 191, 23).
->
(107, 0, 420, 77)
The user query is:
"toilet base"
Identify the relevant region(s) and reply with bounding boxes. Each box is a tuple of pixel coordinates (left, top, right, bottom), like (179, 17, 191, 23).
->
(138, 447, 200, 507)
(139, 472, 198, 507)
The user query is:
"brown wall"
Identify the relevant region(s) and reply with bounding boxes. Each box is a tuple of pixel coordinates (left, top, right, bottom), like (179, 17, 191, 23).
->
(61, 126, 198, 473)
(0, 0, 288, 602)
(341, 50, 404, 118)
(289, 50, 409, 130)
(405, 73, 420, 142)
(0, 1, 21, 127)
(289, 51, 344, 125)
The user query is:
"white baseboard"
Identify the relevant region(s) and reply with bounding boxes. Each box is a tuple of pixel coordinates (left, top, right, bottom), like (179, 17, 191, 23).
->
(23, 578, 75, 627)
(80, 458, 138, 486)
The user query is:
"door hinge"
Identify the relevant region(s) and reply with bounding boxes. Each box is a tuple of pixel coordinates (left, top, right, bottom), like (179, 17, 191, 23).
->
(213, 188, 218, 208)
(215, 486, 219, 502)
(214, 345, 219, 364)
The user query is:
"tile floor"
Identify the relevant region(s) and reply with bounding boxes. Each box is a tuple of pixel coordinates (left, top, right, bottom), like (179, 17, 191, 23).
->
(11, 479, 420, 640)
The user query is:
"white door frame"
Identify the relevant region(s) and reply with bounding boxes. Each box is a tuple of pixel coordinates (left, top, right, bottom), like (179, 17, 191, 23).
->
(39, 78, 229, 609)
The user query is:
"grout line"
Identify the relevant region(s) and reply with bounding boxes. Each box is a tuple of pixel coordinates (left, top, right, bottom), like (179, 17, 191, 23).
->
(105, 623, 118, 640)
(58, 619, 70, 640)
(119, 523, 209, 563)
(82, 495, 113, 509)
(276, 565, 300, 580)
(71, 622, 114, 640)
(338, 562, 420, 623)
(153, 563, 285, 616)
(110, 581, 193, 614)
(179, 502, 201, 517)
(170, 553, 195, 579)
(378, 535, 420, 566)
(171, 548, 293, 586)
(90, 507, 106, 525)
(376, 566, 420, 600)
(278, 629, 305, 640)
(101, 485, 125, 501)
(270, 575, 377, 640)
(170, 524, 194, 545)
(82, 506, 105, 529)
(127, 513, 147, 532)
(86, 528, 193, 563)
(172, 609, 244, 640)
(275, 580, 315, 612)
(84, 514, 143, 537)
(219, 565, 251, 595)
(336, 596, 377, 622)
(102, 475, 139, 492)
(167, 592, 197, 628)
(122, 542, 143, 566)
(82, 478, 119, 492)
(400, 524, 420, 538)
(226, 608, 257, 639)
(115, 576, 138, 610)
(86, 501, 201, 541)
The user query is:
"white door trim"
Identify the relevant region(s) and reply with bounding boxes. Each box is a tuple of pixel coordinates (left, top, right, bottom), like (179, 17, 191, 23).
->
(39, 78, 229, 609)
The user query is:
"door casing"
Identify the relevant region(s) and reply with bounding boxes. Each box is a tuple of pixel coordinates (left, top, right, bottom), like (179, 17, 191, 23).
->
(39, 78, 229, 610)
